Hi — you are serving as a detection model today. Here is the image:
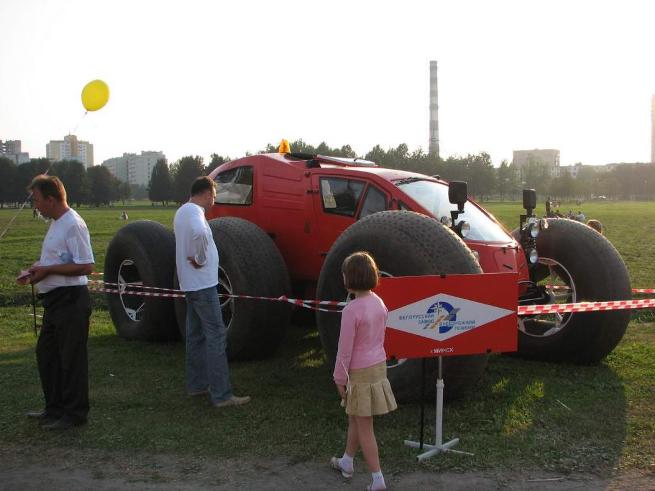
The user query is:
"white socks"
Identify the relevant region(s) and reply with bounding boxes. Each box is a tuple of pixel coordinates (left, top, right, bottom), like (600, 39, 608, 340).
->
(337, 454, 386, 489)
(340, 452, 354, 473)
(370, 470, 386, 490)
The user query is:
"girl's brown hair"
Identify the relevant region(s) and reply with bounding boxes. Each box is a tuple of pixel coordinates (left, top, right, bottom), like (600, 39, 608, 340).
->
(341, 251, 379, 291)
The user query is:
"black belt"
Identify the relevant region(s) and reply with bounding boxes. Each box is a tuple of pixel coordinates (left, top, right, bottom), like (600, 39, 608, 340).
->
(37, 285, 87, 301)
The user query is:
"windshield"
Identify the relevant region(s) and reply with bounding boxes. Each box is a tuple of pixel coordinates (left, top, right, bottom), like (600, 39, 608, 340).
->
(396, 179, 511, 242)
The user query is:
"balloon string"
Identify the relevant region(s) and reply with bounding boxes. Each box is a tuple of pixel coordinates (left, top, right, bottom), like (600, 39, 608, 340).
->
(0, 167, 52, 242)
(0, 191, 34, 241)
(70, 111, 88, 135)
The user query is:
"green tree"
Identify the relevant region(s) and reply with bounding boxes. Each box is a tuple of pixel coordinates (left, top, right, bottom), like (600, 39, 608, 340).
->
(17, 158, 51, 193)
(50, 160, 87, 206)
(364, 144, 387, 165)
(263, 139, 358, 158)
(522, 159, 552, 196)
(205, 153, 231, 175)
(148, 159, 173, 205)
(171, 155, 204, 204)
(0, 157, 18, 207)
(87, 166, 116, 206)
(130, 183, 149, 200)
(466, 152, 496, 201)
(550, 171, 575, 200)
(496, 160, 517, 201)
(118, 181, 131, 204)
(440, 155, 469, 182)
(573, 166, 596, 200)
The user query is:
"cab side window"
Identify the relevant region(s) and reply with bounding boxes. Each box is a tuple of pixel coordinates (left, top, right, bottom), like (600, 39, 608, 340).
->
(359, 186, 387, 219)
(320, 178, 364, 217)
(214, 166, 253, 205)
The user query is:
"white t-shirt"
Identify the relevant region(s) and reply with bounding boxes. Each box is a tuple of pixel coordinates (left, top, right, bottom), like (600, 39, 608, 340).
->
(173, 202, 219, 292)
(37, 208, 94, 293)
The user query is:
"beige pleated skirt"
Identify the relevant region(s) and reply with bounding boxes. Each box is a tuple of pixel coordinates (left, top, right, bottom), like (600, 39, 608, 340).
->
(342, 361, 398, 417)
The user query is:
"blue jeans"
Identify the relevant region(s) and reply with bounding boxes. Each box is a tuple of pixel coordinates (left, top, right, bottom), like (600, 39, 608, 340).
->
(185, 286, 233, 404)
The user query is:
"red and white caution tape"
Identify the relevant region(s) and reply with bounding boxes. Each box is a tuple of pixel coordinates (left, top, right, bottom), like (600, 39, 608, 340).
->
(545, 285, 654, 295)
(87, 285, 346, 312)
(518, 298, 655, 316)
(88, 285, 184, 298)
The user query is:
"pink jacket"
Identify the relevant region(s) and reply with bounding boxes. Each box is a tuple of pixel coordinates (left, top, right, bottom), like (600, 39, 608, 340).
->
(333, 292, 388, 386)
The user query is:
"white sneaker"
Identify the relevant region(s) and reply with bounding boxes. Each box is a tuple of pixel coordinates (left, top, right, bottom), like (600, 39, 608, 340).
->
(330, 457, 353, 479)
(213, 395, 251, 408)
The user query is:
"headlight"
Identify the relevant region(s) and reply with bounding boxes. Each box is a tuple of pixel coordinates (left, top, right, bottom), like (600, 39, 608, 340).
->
(528, 217, 539, 238)
(528, 248, 538, 264)
(459, 221, 471, 238)
(540, 218, 549, 230)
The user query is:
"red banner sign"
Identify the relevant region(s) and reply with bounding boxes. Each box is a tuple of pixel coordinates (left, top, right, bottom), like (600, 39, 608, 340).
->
(376, 273, 518, 359)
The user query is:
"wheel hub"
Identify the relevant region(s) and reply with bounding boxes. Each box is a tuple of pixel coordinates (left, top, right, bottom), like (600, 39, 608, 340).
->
(117, 259, 145, 322)
(518, 257, 577, 338)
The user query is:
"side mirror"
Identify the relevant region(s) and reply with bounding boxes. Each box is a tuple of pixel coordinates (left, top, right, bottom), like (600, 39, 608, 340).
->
(522, 189, 537, 214)
(448, 181, 468, 212)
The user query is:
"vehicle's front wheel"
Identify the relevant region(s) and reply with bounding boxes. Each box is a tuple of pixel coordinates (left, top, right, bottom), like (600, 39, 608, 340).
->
(519, 218, 631, 363)
(317, 211, 486, 402)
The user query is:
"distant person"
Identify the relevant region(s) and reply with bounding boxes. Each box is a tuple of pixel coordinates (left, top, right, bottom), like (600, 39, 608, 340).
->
(331, 251, 397, 491)
(32, 208, 38, 219)
(173, 176, 250, 408)
(120, 210, 128, 220)
(587, 219, 603, 234)
(18, 175, 94, 430)
(576, 210, 586, 222)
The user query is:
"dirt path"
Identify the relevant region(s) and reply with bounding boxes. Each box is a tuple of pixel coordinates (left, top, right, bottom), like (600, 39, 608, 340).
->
(1, 445, 654, 490)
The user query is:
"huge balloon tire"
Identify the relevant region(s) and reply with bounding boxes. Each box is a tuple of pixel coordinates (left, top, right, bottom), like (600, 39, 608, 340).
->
(104, 220, 178, 341)
(518, 218, 631, 363)
(173, 218, 291, 360)
(316, 211, 486, 402)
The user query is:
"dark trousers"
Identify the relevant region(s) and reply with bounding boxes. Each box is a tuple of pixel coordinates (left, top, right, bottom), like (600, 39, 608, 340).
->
(37, 286, 91, 423)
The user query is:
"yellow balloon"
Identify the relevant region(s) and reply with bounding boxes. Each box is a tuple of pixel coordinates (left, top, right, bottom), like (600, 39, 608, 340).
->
(81, 79, 110, 111)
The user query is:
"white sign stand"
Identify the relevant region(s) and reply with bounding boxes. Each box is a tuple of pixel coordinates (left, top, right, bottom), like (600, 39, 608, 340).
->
(403, 357, 473, 461)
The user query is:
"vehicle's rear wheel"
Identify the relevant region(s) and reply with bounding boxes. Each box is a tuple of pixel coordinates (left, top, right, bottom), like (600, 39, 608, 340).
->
(519, 218, 631, 363)
(173, 217, 291, 360)
(317, 211, 486, 402)
(104, 220, 178, 341)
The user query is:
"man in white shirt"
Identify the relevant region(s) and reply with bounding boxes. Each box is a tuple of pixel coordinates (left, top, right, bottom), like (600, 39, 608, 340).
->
(173, 176, 250, 408)
(18, 175, 94, 430)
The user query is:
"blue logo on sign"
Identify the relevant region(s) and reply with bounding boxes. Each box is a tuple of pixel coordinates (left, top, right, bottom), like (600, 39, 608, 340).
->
(425, 301, 460, 334)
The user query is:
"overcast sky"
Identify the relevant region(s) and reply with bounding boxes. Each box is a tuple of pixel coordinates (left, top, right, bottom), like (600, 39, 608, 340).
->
(1, 0, 653, 167)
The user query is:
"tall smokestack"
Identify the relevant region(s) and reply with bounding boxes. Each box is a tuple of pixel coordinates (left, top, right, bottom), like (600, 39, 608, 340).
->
(429, 60, 439, 159)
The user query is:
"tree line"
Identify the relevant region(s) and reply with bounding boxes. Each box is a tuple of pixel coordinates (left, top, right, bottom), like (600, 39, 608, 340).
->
(2, 142, 653, 208)
(0, 157, 139, 208)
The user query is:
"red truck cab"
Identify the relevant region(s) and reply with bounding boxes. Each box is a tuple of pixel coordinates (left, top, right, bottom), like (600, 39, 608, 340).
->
(206, 153, 530, 294)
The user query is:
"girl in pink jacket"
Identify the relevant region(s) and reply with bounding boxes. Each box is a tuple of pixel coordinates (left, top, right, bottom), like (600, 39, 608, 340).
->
(331, 252, 397, 491)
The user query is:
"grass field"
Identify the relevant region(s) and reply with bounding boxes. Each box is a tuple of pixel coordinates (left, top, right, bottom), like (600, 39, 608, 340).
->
(0, 200, 653, 475)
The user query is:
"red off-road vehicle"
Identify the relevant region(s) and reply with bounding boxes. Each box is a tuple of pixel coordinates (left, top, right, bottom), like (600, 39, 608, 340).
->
(105, 152, 631, 400)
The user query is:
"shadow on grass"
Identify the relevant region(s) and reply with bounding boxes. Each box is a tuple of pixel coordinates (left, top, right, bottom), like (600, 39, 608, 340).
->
(388, 354, 627, 474)
(0, 320, 636, 475)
